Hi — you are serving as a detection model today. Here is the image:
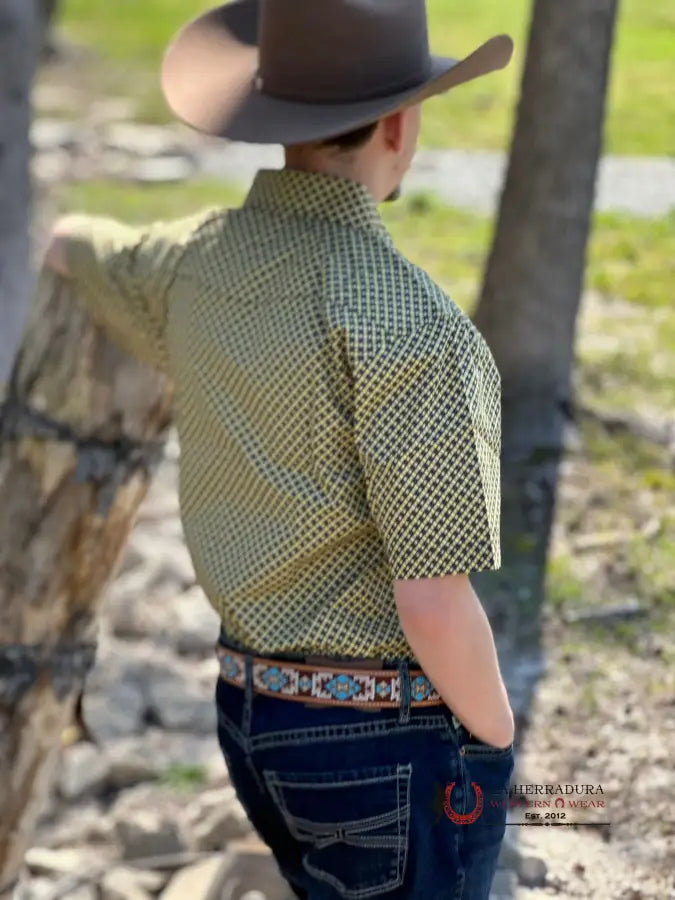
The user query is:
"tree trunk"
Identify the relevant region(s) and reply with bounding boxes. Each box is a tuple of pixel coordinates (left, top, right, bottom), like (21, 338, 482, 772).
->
(472, 0, 619, 638)
(0, 271, 173, 893)
(38, 0, 60, 59)
(0, 0, 40, 394)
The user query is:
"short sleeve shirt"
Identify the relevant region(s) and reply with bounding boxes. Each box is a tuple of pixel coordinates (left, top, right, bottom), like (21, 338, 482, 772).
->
(65, 167, 501, 659)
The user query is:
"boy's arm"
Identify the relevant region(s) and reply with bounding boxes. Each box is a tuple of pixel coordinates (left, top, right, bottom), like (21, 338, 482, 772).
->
(347, 308, 513, 747)
(44, 211, 211, 372)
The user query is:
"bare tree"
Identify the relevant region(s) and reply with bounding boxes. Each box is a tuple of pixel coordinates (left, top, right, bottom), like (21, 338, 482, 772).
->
(473, 0, 619, 636)
(0, 1, 40, 394)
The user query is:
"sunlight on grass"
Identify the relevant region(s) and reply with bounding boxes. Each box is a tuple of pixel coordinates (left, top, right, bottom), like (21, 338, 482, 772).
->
(545, 556, 585, 611)
(57, 0, 675, 154)
(587, 212, 675, 309)
(61, 179, 675, 318)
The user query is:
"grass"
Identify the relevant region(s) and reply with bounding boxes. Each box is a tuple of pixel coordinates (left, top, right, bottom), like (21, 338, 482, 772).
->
(158, 763, 207, 790)
(53, 0, 675, 155)
(587, 212, 675, 310)
(61, 179, 675, 313)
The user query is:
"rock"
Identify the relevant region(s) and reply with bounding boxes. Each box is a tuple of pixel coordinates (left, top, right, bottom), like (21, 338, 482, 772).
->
(33, 83, 80, 115)
(146, 666, 216, 733)
(24, 847, 92, 877)
(13, 878, 56, 900)
(82, 648, 147, 741)
(115, 810, 186, 862)
(106, 740, 161, 790)
(160, 855, 231, 900)
(184, 785, 235, 819)
(172, 588, 222, 655)
(18, 882, 96, 900)
(490, 868, 518, 899)
(164, 430, 181, 462)
(151, 542, 197, 591)
(112, 533, 195, 597)
(31, 118, 79, 151)
(220, 843, 291, 900)
(32, 149, 73, 183)
(110, 783, 185, 825)
(82, 682, 146, 742)
(105, 732, 222, 799)
(58, 736, 159, 802)
(101, 866, 167, 900)
(188, 797, 253, 851)
(136, 492, 181, 524)
(106, 568, 177, 642)
(58, 886, 97, 900)
(37, 804, 114, 849)
(58, 742, 112, 800)
(517, 854, 548, 888)
(116, 540, 147, 575)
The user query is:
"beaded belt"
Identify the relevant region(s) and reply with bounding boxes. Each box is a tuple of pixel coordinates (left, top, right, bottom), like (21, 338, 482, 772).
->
(215, 645, 444, 708)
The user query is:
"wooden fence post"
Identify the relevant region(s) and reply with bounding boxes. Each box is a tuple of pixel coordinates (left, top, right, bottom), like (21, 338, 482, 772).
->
(0, 270, 174, 892)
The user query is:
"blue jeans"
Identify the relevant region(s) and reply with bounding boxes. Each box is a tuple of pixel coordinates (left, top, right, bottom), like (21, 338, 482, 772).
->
(214, 635, 514, 899)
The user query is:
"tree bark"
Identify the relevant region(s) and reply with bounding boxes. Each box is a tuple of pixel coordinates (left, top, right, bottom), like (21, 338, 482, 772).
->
(38, 0, 60, 59)
(0, 271, 173, 892)
(0, 0, 40, 394)
(472, 0, 619, 637)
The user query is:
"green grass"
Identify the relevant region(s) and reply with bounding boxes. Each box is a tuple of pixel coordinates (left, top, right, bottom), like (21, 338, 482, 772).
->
(61, 179, 675, 314)
(158, 763, 207, 790)
(587, 212, 675, 309)
(55, 0, 675, 155)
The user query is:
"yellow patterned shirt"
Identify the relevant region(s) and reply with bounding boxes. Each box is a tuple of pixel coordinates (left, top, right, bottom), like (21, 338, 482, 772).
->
(65, 167, 501, 659)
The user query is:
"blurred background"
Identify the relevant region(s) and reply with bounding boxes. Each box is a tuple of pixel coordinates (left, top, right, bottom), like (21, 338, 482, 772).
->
(1, 0, 674, 898)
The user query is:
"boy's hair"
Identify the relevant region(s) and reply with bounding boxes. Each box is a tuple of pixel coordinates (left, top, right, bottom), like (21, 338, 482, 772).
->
(317, 120, 378, 151)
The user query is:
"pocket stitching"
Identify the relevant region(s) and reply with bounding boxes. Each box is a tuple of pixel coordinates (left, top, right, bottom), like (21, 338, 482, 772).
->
(264, 770, 405, 838)
(263, 763, 412, 898)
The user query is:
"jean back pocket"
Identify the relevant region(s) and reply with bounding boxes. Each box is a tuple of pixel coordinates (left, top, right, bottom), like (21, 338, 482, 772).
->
(263, 763, 412, 898)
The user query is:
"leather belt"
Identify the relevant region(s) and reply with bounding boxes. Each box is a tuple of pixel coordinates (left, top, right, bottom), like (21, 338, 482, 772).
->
(215, 645, 444, 708)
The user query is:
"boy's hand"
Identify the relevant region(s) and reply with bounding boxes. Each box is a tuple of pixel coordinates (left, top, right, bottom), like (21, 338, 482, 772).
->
(44, 216, 80, 278)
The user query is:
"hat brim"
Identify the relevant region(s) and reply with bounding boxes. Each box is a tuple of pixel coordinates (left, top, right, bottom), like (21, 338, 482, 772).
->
(162, 0, 514, 145)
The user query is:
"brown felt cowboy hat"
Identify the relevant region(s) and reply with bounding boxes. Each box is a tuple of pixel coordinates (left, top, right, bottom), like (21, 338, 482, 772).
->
(162, 0, 514, 146)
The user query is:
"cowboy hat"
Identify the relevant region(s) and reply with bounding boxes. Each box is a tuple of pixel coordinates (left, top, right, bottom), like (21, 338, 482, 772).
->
(162, 0, 514, 145)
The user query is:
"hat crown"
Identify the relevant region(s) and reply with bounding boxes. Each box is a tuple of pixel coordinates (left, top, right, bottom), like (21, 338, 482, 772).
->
(258, 0, 432, 103)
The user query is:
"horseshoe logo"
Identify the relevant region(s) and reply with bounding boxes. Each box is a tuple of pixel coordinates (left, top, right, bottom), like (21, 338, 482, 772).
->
(444, 781, 484, 824)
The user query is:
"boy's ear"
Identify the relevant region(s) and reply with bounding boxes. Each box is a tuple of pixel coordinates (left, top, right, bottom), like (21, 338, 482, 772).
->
(381, 111, 406, 154)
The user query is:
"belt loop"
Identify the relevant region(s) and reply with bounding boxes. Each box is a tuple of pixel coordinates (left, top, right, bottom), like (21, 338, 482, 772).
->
(242, 651, 254, 739)
(397, 659, 411, 724)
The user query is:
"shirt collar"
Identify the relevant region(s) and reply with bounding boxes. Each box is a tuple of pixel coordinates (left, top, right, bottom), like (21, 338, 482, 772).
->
(242, 168, 393, 242)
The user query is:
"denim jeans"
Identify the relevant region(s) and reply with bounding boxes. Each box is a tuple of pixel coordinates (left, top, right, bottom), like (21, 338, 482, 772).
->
(214, 634, 514, 899)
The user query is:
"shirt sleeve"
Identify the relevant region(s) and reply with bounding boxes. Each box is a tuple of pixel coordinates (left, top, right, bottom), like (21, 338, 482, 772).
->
(63, 212, 208, 373)
(348, 310, 502, 579)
